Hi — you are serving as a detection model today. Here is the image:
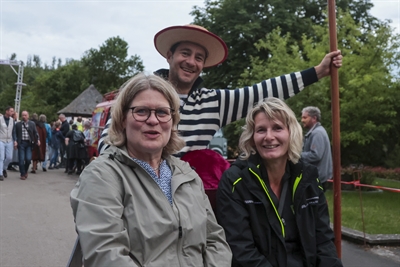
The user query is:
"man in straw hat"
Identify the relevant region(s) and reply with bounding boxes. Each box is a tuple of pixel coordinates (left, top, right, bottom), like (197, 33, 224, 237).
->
(98, 24, 342, 156)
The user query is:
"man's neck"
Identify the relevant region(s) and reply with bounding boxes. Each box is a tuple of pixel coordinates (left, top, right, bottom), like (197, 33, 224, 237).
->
(170, 81, 191, 95)
(306, 122, 319, 133)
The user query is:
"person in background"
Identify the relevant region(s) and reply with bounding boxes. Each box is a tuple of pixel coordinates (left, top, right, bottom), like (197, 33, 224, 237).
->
(83, 120, 92, 146)
(82, 120, 93, 165)
(15, 111, 40, 180)
(65, 124, 87, 175)
(217, 98, 342, 267)
(301, 106, 332, 191)
(98, 24, 342, 156)
(71, 73, 231, 266)
(8, 111, 19, 172)
(76, 116, 83, 131)
(69, 119, 74, 130)
(39, 114, 52, 171)
(31, 113, 47, 173)
(49, 121, 65, 169)
(58, 114, 69, 169)
(0, 106, 17, 181)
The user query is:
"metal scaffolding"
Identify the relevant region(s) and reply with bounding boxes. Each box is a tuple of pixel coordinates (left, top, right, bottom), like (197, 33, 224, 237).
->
(0, 59, 26, 117)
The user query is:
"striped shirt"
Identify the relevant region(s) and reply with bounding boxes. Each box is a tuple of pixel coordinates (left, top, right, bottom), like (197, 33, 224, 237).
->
(98, 68, 318, 155)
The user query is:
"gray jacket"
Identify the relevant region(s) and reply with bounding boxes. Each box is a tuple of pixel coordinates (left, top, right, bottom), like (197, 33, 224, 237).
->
(70, 145, 231, 267)
(0, 115, 15, 142)
(301, 122, 333, 183)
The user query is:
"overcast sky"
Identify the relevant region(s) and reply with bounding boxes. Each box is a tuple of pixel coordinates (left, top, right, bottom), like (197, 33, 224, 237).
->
(1, 0, 399, 73)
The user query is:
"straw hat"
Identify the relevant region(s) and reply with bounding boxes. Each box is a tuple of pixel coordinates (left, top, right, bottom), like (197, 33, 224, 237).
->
(154, 25, 228, 68)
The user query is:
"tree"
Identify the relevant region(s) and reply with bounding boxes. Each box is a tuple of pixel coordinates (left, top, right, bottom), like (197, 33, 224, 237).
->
(25, 60, 90, 120)
(0, 54, 20, 109)
(82, 36, 145, 93)
(226, 10, 400, 166)
(0, 54, 47, 116)
(191, 0, 377, 90)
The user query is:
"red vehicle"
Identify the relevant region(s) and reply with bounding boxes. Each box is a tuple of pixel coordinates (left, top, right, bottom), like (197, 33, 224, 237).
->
(88, 90, 120, 158)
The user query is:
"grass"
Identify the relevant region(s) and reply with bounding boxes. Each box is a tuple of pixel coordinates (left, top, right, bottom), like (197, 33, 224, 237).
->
(325, 187, 400, 235)
(372, 178, 400, 189)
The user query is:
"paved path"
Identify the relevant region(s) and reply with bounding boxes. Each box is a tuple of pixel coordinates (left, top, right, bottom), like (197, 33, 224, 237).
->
(0, 167, 77, 267)
(342, 240, 400, 266)
(0, 166, 399, 267)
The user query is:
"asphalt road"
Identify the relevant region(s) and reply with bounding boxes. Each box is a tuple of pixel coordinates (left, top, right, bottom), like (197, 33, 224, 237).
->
(0, 167, 77, 267)
(0, 166, 399, 267)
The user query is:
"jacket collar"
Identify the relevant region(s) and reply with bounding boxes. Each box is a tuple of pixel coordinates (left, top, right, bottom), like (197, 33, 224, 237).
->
(305, 122, 321, 137)
(234, 153, 307, 198)
(154, 68, 204, 96)
(102, 145, 198, 190)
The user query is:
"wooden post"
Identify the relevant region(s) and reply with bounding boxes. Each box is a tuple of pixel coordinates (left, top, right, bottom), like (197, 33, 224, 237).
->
(327, 0, 342, 258)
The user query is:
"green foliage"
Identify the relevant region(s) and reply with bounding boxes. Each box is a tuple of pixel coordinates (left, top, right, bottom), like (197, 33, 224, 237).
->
(209, 7, 400, 165)
(0, 64, 19, 110)
(2, 36, 145, 121)
(359, 170, 375, 188)
(191, 0, 378, 90)
(82, 36, 144, 93)
(24, 60, 90, 121)
(363, 167, 400, 181)
(384, 144, 400, 169)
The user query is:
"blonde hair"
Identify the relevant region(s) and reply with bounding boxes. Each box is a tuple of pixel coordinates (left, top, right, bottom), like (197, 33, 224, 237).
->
(106, 73, 185, 158)
(239, 98, 303, 163)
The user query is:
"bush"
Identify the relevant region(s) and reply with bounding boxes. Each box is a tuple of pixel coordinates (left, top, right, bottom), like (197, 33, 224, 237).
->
(359, 170, 376, 191)
(363, 167, 400, 181)
(340, 167, 359, 191)
(384, 144, 400, 169)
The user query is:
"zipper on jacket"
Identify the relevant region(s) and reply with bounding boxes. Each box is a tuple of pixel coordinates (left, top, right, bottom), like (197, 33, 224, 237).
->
(316, 178, 324, 191)
(232, 177, 242, 193)
(172, 198, 184, 267)
(292, 173, 302, 202)
(249, 167, 286, 238)
(291, 173, 303, 214)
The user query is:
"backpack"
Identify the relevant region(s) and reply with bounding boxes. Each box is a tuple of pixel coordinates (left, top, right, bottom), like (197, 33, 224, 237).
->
(72, 130, 84, 143)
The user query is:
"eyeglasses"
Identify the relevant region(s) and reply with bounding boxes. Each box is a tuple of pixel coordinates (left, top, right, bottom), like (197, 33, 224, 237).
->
(129, 106, 174, 123)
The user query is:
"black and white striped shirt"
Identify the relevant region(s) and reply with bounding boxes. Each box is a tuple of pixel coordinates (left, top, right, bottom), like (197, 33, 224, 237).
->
(98, 68, 318, 155)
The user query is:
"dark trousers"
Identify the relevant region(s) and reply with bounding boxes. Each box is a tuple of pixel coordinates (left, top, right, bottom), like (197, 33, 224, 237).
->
(18, 141, 32, 176)
(68, 158, 82, 173)
(59, 143, 66, 167)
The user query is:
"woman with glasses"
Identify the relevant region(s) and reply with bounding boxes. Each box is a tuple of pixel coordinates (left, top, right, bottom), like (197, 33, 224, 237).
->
(70, 73, 231, 267)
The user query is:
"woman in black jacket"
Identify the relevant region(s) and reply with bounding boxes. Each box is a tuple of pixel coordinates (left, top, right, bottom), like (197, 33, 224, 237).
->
(217, 98, 342, 267)
(65, 124, 87, 175)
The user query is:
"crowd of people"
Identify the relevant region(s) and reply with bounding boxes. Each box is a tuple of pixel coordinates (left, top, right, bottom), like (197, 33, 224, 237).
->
(0, 108, 91, 181)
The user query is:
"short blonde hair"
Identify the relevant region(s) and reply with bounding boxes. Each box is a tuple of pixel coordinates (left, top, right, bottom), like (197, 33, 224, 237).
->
(239, 98, 303, 163)
(106, 73, 185, 158)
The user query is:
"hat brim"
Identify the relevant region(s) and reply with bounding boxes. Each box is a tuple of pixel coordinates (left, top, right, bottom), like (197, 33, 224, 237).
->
(154, 25, 228, 68)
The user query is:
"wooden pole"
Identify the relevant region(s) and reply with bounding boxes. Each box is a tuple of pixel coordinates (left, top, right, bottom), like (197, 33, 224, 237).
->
(327, 0, 342, 258)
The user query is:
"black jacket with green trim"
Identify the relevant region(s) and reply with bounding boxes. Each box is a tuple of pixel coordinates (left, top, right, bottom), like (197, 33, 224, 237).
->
(216, 154, 342, 267)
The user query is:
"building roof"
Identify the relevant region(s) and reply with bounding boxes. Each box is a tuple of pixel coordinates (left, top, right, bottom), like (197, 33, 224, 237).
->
(57, 84, 103, 117)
